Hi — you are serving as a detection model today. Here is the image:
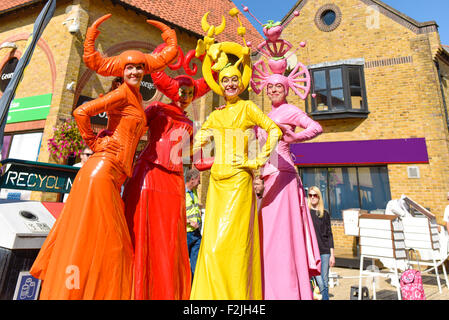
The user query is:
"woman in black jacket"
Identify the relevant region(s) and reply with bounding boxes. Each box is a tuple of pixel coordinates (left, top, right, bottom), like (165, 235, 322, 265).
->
(308, 186, 335, 300)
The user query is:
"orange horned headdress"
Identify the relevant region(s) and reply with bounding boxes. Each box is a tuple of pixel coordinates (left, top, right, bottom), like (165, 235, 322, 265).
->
(83, 14, 178, 77)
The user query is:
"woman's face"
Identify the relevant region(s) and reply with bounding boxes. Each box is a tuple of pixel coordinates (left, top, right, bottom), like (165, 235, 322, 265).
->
(308, 190, 320, 207)
(221, 75, 241, 99)
(123, 63, 144, 88)
(178, 85, 195, 109)
(267, 83, 287, 105)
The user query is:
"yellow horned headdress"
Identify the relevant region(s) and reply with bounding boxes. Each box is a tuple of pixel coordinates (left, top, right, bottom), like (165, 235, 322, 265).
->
(196, 8, 252, 96)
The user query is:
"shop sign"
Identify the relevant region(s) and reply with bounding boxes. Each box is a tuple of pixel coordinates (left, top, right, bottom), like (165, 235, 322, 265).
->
(13, 272, 41, 300)
(0, 57, 19, 92)
(140, 74, 156, 101)
(0, 159, 79, 193)
(6, 93, 52, 124)
(290, 138, 429, 166)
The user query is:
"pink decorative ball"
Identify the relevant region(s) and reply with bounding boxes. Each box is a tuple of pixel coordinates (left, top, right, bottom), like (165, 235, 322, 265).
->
(243, 6, 248, 12)
(312, 93, 317, 98)
(300, 41, 306, 47)
(294, 11, 299, 16)
(247, 41, 252, 48)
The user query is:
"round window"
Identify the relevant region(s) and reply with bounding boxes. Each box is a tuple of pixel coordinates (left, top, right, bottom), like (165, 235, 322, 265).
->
(321, 10, 336, 26)
(315, 4, 342, 32)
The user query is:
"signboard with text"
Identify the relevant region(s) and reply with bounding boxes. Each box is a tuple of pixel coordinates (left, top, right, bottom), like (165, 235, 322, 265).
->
(6, 93, 52, 124)
(0, 159, 79, 193)
(0, 57, 19, 92)
(13, 272, 41, 300)
(140, 74, 156, 101)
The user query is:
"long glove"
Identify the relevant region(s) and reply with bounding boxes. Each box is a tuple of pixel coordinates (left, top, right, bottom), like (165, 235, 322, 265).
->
(275, 107, 323, 143)
(232, 102, 282, 170)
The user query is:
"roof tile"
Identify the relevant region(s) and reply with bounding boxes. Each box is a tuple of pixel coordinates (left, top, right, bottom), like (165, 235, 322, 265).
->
(0, 0, 263, 46)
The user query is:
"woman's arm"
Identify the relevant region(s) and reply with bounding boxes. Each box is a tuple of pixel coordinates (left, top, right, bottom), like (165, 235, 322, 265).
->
(326, 210, 336, 267)
(280, 106, 322, 144)
(73, 89, 125, 152)
(192, 114, 214, 169)
(144, 102, 161, 126)
(235, 102, 282, 170)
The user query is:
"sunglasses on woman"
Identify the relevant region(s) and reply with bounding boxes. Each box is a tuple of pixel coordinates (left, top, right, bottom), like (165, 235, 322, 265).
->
(308, 193, 319, 198)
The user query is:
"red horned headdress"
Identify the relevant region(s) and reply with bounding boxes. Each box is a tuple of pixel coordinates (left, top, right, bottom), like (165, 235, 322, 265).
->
(149, 44, 210, 102)
(83, 14, 178, 77)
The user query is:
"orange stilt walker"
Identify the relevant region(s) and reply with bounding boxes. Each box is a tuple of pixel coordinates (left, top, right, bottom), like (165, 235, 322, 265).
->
(122, 45, 211, 299)
(29, 14, 178, 300)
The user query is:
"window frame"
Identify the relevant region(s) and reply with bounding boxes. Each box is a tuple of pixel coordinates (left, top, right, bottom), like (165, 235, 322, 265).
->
(306, 64, 369, 120)
(299, 165, 391, 220)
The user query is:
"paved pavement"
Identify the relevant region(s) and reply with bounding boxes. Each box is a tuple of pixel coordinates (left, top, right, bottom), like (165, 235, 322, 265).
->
(327, 266, 449, 300)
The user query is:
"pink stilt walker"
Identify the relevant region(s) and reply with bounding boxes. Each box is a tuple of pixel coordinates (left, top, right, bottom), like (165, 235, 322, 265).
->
(245, 6, 323, 300)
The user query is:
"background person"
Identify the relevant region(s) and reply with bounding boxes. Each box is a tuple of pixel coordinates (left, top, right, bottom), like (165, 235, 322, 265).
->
(109, 76, 123, 91)
(308, 186, 335, 300)
(185, 168, 202, 279)
(253, 174, 264, 210)
(63, 147, 93, 202)
(74, 147, 93, 167)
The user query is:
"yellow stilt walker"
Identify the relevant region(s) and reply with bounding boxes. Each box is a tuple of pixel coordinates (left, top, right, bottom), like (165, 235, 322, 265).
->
(191, 8, 282, 300)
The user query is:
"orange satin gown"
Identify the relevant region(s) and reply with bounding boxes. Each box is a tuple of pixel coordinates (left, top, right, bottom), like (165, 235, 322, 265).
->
(30, 83, 147, 299)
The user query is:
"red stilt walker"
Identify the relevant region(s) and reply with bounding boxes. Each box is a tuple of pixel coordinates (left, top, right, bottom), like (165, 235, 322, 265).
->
(122, 47, 210, 300)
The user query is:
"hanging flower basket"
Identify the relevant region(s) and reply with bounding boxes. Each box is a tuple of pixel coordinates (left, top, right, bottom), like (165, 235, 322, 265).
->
(47, 118, 86, 161)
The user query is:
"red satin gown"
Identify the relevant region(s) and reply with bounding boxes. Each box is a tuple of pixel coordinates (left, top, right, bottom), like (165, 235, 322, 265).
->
(122, 101, 192, 299)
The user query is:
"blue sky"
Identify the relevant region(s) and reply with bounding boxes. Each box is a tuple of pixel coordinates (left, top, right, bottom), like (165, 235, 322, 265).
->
(235, 0, 449, 45)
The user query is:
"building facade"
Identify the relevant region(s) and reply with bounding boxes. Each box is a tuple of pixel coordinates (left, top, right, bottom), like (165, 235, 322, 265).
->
(276, 0, 449, 256)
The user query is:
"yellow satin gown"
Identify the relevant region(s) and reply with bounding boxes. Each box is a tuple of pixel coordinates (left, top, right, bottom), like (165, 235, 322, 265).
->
(191, 97, 282, 299)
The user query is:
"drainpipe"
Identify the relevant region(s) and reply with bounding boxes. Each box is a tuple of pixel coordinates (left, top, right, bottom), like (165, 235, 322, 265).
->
(435, 60, 449, 130)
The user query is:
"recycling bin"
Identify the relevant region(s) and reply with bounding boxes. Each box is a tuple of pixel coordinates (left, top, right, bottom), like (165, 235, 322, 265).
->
(0, 201, 57, 300)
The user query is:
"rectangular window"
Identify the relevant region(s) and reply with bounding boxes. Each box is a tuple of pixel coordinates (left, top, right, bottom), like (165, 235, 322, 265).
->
(302, 168, 329, 211)
(300, 166, 391, 220)
(306, 64, 369, 119)
(328, 167, 359, 220)
(0, 132, 43, 200)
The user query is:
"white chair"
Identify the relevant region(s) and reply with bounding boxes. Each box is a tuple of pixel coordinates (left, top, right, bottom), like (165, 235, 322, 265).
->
(358, 214, 406, 300)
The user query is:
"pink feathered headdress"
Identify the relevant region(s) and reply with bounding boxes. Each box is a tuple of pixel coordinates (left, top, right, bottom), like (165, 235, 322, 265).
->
(243, 6, 311, 100)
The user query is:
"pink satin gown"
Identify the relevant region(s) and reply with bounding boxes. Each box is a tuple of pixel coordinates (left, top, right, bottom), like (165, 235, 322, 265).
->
(258, 103, 323, 300)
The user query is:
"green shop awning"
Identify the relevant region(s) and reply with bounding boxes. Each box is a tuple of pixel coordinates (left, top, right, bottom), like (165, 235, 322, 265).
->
(6, 93, 52, 124)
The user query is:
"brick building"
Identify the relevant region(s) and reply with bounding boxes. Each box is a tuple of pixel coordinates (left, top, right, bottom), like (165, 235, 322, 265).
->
(0, 0, 262, 201)
(2, 0, 448, 260)
(270, 0, 449, 257)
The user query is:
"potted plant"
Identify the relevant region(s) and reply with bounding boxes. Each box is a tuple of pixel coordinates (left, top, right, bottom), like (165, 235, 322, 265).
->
(47, 118, 86, 164)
